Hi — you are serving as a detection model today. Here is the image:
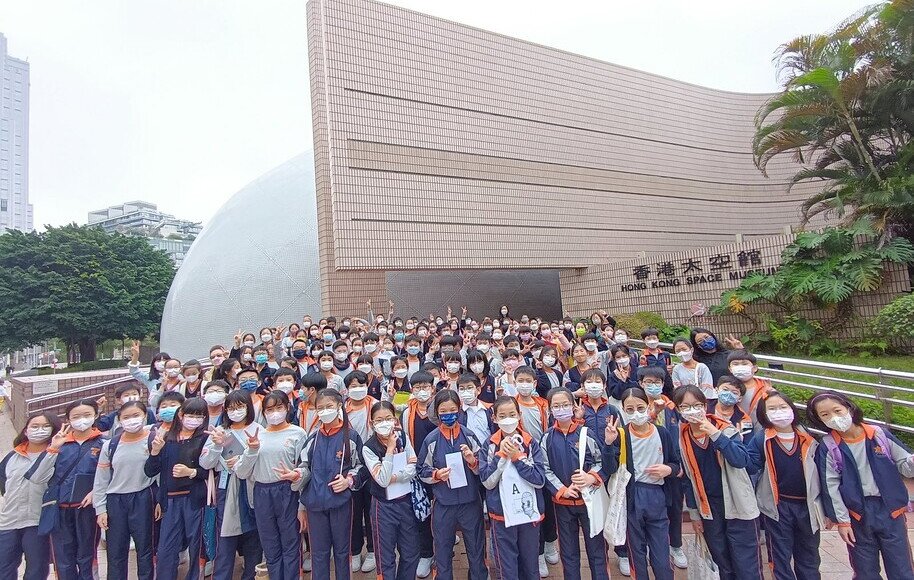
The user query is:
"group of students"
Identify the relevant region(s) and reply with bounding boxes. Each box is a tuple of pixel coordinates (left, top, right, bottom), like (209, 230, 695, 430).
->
(1, 305, 913, 580)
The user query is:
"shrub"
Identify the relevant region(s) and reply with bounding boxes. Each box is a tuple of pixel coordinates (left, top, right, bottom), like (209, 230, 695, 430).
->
(870, 293, 914, 340)
(614, 312, 669, 336)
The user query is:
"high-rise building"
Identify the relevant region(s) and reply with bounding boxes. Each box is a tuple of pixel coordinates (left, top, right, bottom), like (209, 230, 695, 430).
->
(0, 33, 31, 233)
(88, 200, 202, 267)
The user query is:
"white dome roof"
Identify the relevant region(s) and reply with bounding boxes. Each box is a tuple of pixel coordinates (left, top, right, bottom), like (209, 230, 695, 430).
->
(160, 152, 322, 360)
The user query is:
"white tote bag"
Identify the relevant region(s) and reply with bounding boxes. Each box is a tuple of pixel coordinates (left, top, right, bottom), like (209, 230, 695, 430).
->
(603, 427, 631, 546)
(578, 426, 610, 538)
(498, 459, 541, 527)
(686, 533, 720, 580)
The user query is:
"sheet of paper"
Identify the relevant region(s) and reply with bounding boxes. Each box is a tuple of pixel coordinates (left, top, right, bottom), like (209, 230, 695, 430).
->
(386, 451, 411, 500)
(445, 451, 468, 489)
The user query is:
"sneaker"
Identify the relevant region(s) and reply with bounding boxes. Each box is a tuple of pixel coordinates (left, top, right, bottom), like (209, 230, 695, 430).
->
(544, 540, 559, 565)
(254, 562, 268, 576)
(618, 556, 631, 577)
(671, 546, 688, 569)
(302, 555, 312, 572)
(417, 557, 433, 578)
(361, 552, 376, 572)
(350, 554, 361, 573)
(204, 560, 214, 577)
(455, 533, 461, 545)
(179, 549, 189, 566)
(538, 555, 549, 578)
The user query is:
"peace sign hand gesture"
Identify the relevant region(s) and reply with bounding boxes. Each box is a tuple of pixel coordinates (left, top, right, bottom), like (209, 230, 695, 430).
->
(150, 427, 166, 455)
(245, 427, 261, 451)
(206, 426, 226, 446)
(604, 415, 620, 445)
(49, 424, 71, 452)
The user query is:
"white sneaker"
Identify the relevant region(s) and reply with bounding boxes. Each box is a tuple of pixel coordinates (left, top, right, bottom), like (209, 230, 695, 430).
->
(671, 546, 688, 569)
(538, 555, 549, 578)
(417, 557, 433, 578)
(179, 549, 189, 566)
(350, 554, 361, 572)
(618, 556, 631, 577)
(455, 533, 461, 545)
(254, 562, 268, 575)
(544, 540, 559, 565)
(303, 554, 312, 572)
(204, 560, 213, 577)
(361, 552, 376, 572)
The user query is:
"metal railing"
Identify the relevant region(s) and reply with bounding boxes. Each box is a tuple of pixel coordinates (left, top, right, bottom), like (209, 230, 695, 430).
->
(628, 340, 914, 435)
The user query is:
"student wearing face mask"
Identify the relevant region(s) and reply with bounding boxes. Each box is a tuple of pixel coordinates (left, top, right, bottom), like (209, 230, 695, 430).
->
(97, 383, 157, 437)
(526, 339, 546, 369)
(202, 381, 229, 428)
(316, 351, 346, 394)
(144, 398, 211, 580)
(608, 330, 639, 370)
(728, 351, 772, 435)
(539, 322, 571, 357)
(343, 371, 379, 573)
(399, 372, 437, 577)
(607, 344, 639, 408)
(234, 392, 307, 580)
(437, 351, 464, 392)
(47, 399, 104, 580)
(181, 360, 205, 399)
(213, 358, 242, 389)
(418, 390, 487, 580)
(670, 339, 714, 401)
(149, 358, 185, 410)
(288, 339, 313, 377)
(478, 396, 547, 580)
(296, 373, 328, 438)
(746, 392, 824, 580)
(0, 412, 61, 580)
(237, 368, 265, 422)
(673, 385, 761, 580)
(498, 349, 523, 397)
(563, 343, 592, 396)
(605, 388, 679, 580)
(93, 401, 158, 580)
(155, 391, 185, 430)
(689, 328, 745, 384)
(402, 334, 425, 376)
(467, 350, 497, 403)
(577, 369, 622, 445)
(127, 340, 171, 406)
(331, 340, 355, 380)
(205, 345, 228, 382)
(473, 332, 504, 375)
(712, 376, 752, 440)
(251, 347, 277, 391)
(535, 346, 563, 399)
(456, 374, 495, 451)
(360, 401, 421, 580)
(294, 388, 365, 580)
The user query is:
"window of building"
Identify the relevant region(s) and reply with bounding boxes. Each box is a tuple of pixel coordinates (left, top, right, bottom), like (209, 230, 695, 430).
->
(1, 199, 7, 212)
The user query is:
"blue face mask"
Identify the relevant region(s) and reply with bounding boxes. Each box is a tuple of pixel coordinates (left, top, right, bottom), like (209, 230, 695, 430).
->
(394, 333, 405, 341)
(291, 349, 308, 360)
(439, 412, 459, 427)
(643, 383, 663, 398)
(406, 346, 421, 356)
(718, 390, 739, 407)
(158, 407, 177, 422)
(254, 354, 269, 365)
(698, 337, 717, 352)
(240, 379, 259, 392)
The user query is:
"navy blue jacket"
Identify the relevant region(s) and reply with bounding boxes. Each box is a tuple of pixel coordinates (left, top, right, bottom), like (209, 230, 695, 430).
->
(51, 430, 105, 505)
(144, 433, 209, 510)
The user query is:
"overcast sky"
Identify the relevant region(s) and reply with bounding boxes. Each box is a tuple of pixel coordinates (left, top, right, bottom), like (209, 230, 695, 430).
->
(1, 0, 869, 229)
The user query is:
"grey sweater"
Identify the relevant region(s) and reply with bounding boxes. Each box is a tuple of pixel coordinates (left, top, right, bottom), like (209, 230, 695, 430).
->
(93, 433, 157, 515)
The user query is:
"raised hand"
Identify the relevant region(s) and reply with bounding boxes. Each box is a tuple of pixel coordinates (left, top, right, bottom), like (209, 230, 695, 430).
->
(604, 416, 620, 445)
(130, 340, 141, 362)
(573, 400, 584, 421)
(245, 427, 261, 451)
(274, 326, 286, 341)
(724, 333, 744, 350)
(697, 417, 720, 438)
(206, 426, 226, 446)
(150, 427, 166, 455)
(49, 424, 71, 452)
(233, 329, 243, 347)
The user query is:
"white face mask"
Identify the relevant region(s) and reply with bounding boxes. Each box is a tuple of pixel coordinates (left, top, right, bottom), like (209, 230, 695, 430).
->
(584, 342, 597, 352)
(348, 386, 368, 401)
(477, 343, 490, 353)
(413, 389, 432, 402)
(334, 351, 349, 362)
(120, 417, 145, 433)
(543, 356, 557, 367)
(121, 394, 140, 404)
(676, 350, 693, 362)
(70, 417, 95, 432)
(645, 339, 660, 349)
(266, 410, 287, 426)
(459, 389, 477, 405)
(584, 382, 604, 397)
(364, 343, 378, 354)
(614, 334, 628, 344)
(204, 392, 227, 406)
(261, 333, 273, 343)
(317, 408, 339, 424)
(154, 361, 166, 372)
(393, 368, 408, 379)
(27, 426, 53, 442)
(184, 373, 200, 383)
(374, 420, 395, 437)
(353, 345, 363, 353)
(165, 368, 181, 378)
(470, 362, 484, 374)
(243, 340, 255, 348)
(492, 333, 503, 341)
(615, 357, 630, 368)
(275, 380, 295, 394)
(516, 382, 536, 397)
(497, 417, 519, 434)
(227, 408, 247, 422)
(767, 408, 794, 427)
(681, 408, 706, 423)
(319, 360, 334, 371)
(730, 365, 754, 380)
(446, 362, 461, 374)
(825, 414, 853, 432)
(357, 364, 373, 374)
(626, 410, 650, 426)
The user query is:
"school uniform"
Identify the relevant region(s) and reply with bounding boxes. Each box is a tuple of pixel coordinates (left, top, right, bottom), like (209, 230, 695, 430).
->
(418, 423, 488, 580)
(606, 368, 639, 403)
(678, 416, 762, 580)
(49, 429, 105, 580)
(346, 396, 378, 560)
(747, 428, 823, 580)
(460, 399, 494, 453)
(234, 424, 307, 580)
(97, 408, 158, 437)
(816, 424, 914, 580)
(614, 424, 679, 580)
(400, 400, 436, 561)
(362, 433, 421, 580)
(516, 394, 558, 556)
(296, 398, 322, 437)
(478, 429, 546, 580)
(144, 432, 209, 580)
(714, 405, 753, 441)
(562, 365, 587, 392)
(93, 430, 158, 580)
(199, 426, 262, 580)
(296, 421, 365, 580)
(650, 396, 685, 552)
(581, 396, 622, 446)
(0, 444, 56, 580)
(475, 374, 497, 403)
(541, 421, 614, 580)
(535, 368, 562, 399)
(737, 377, 773, 435)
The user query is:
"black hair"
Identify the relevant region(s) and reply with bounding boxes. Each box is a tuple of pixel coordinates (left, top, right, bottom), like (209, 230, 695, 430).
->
(214, 357, 240, 383)
(404, 334, 422, 345)
(237, 366, 259, 380)
(641, 328, 660, 339)
(363, 332, 379, 343)
(717, 374, 746, 395)
(637, 366, 666, 382)
(806, 391, 865, 432)
(431, 389, 461, 424)
(205, 379, 230, 394)
(492, 395, 520, 417)
(344, 370, 369, 388)
(689, 328, 720, 352)
(502, 348, 521, 360)
(221, 390, 255, 427)
(117, 400, 148, 419)
(671, 384, 706, 406)
(580, 368, 607, 383)
(442, 351, 462, 366)
(272, 367, 297, 380)
(182, 359, 202, 372)
(301, 372, 328, 393)
(332, 340, 348, 351)
(115, 383, 141, 398)
(457, 373, 480, 388)
(726, 350, 758, 365)
(410, 371, 435, 388)
(581, 332, 599, 343)
(671, 338, 692, 352)
(609, 344, 630, 359)
(465, 349, 490, 376)
(14, 412, 62, 447)
(263, 391, 291, 420)
(148, 352, 171, 381)
(420, 362, 440, 373)
(619, 387, 649, 406)
(546, 387, 575, 406)
(167, 397, 208, 441)
(209, 344, 226, 356)
(756, 391, 801, 430)
(157, 391, 185, 411)
(370, 400, 396, 420)
(514, 365, 537, 381)
(65, 398, 99, 419)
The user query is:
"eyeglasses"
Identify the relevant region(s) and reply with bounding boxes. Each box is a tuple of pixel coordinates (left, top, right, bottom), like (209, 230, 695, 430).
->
(678, 404, 705, 413)
(552, 405, 572, 412)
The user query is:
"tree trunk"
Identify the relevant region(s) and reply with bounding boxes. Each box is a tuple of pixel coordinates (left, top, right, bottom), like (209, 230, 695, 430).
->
(77, 337, 97, 363)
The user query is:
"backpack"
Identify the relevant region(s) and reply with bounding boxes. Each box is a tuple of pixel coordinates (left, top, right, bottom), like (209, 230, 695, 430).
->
(106, 429, 157, 474)
(0, 450, 46, 496)
(821, 426, 892, 475)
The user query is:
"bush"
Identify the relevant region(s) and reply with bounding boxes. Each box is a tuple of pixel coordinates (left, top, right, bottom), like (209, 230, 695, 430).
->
(614, 312, 669, 336)
(870, 293, 914, 340)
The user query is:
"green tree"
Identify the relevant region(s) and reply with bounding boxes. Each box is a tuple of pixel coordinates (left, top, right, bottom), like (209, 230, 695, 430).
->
(0, 224, 175, 362)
